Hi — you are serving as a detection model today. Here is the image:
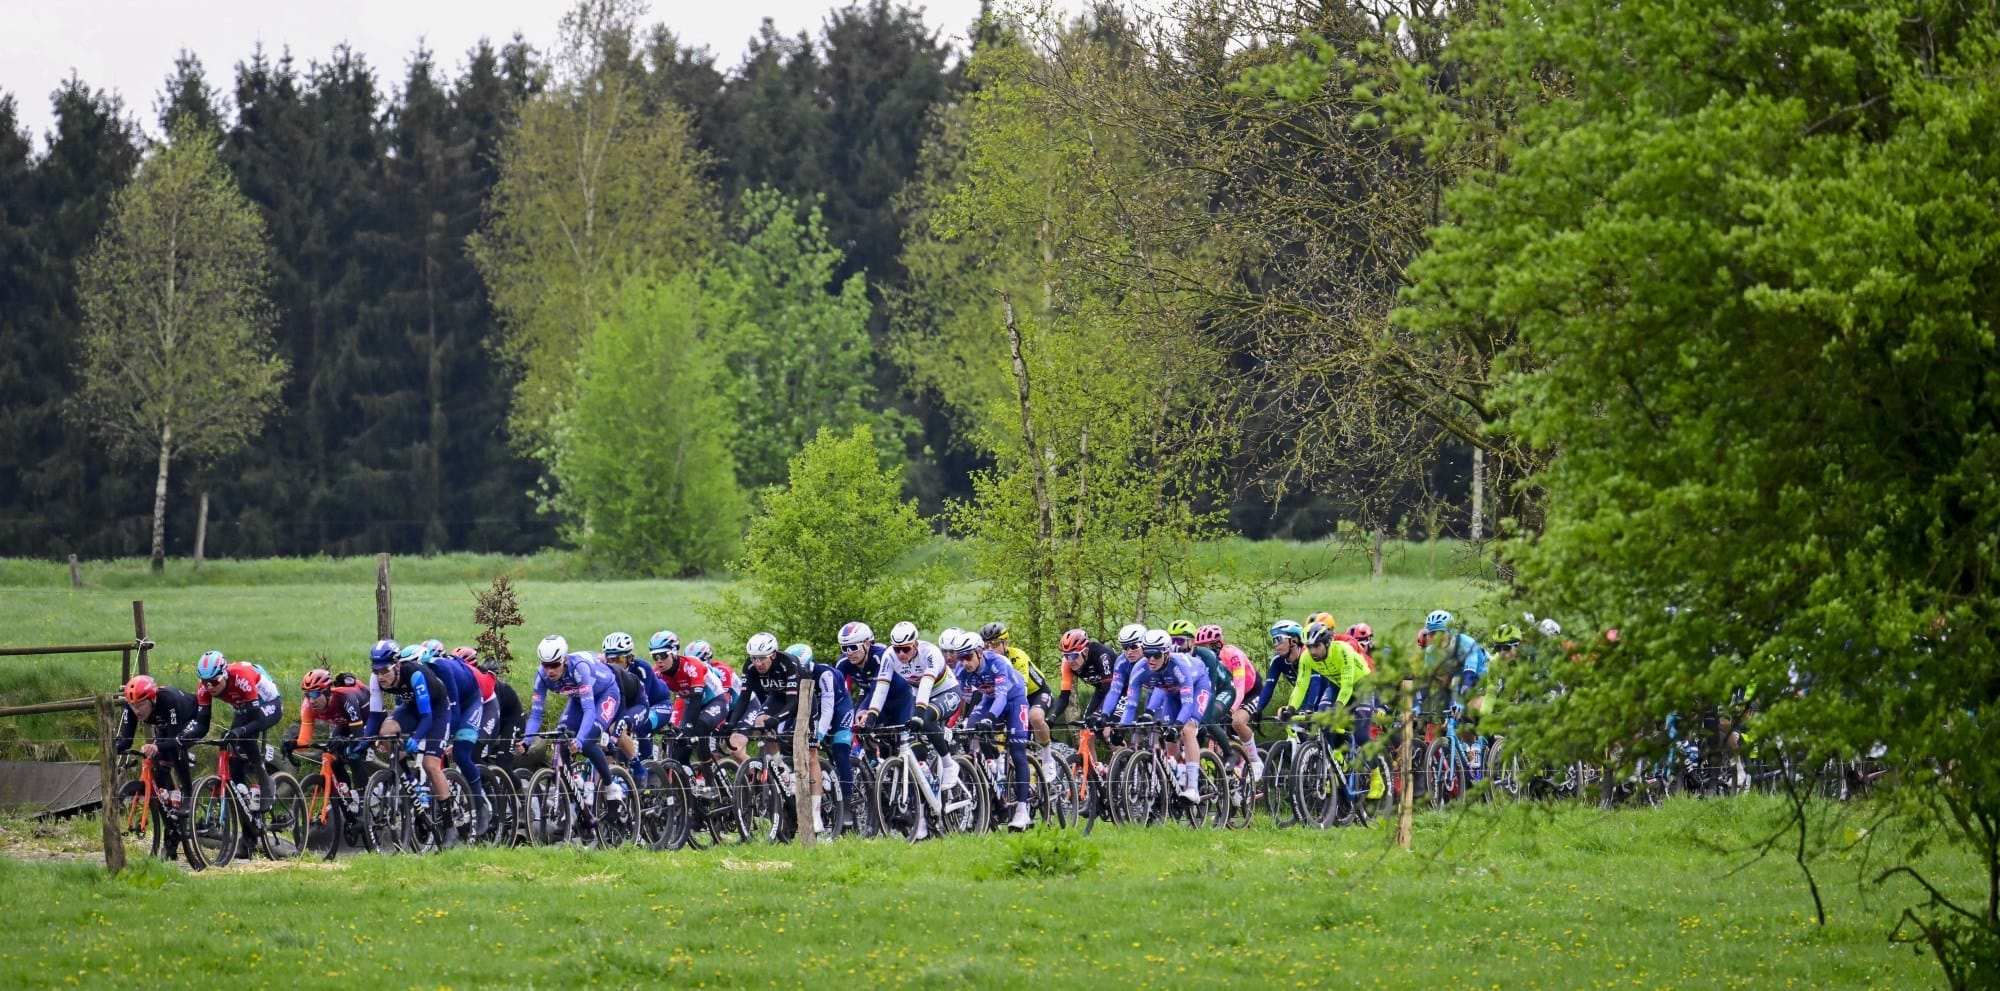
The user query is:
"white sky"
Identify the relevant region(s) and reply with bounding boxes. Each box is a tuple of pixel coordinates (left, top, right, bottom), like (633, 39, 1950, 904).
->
(0, 0, 992, 149)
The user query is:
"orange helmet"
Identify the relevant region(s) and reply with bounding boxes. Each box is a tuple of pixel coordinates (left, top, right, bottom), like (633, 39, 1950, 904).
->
(123, 675, 158, 705)
(301, 669, 333, 693)
(1309, 611, 1336, 631)
(1059, 629, 1090, 654)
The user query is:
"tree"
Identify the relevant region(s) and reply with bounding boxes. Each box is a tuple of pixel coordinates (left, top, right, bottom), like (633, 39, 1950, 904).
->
(156, 50, 225, 135)
(708, 187, 883, 490)
(70, 119, 286, 570)
(705, 424, 943, 649)
(471, 0, 718, 458)
(1398, 2, 2000, 985)
(551, 272, 745, 576)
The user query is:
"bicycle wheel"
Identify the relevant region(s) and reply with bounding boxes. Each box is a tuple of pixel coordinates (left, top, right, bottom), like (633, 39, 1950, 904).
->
(734, 759, 781, 844)
(1192, 751, 1228, 829)
(1035, 749, 1076, 829)
(299, 775, 341, 860)
(595, 765, 641, 847)
(938, 755, 984, 834)
(1361, 754, 1397, 821)
(187, 775, 240, 867)
(849, 760, 884, 838)
(875, 759, 922, 841)
(478, 764, 518, 847)
(1291, 744, 1338, 828)
(1119, 751, 1171, 826)
(115, 780, 166, 859)
(1485, 741, 1522, 803)
(640, 760, 690, 850)
(1425, 741, 1466, 808)
(360, 768, 408, 853)
(1262, 740, 1298, 826)
(523, 768, 571, 846)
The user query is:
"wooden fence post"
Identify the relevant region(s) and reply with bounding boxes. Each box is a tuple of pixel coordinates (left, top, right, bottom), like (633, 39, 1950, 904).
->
(96, 694, 127, 875)
(68, 554, 81, 589)
(132, 600, 149, 676)
(375, 554, 393, 640)
(1397, 678, 1415, 852)
(793, 675, 816, 849)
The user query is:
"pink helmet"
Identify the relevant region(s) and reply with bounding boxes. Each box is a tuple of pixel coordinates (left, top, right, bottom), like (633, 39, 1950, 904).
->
(1194, 624, 1223, 646)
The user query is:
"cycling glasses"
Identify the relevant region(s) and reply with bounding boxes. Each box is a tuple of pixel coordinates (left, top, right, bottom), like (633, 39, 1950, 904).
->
(951, 649, 979, 660)
(892, 643, 917, 656)
(1141, 648, 1166, 659)
(304, 689, 328, 700)
(1061, 650, 1083, 661)
(840, 643, 866, 654)
(539, 659, 565, 670)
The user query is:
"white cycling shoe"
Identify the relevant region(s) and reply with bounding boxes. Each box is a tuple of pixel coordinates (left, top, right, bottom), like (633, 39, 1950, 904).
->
(1009, 802, 1032, 830)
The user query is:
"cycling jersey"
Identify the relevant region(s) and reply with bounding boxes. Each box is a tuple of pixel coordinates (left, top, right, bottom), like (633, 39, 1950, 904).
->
(523, 653, 621, 744)
(839, 644, 915, 724)
(1426, 631, 1489, 678)
(1121, 653, 1211, 726)
(709, 660, 741, 694)
(728, 652, 806, 729)
(115, 686, 197, 754)
(1053, 640, 1119, 723)
(296, 685, 370, 746)
(1000, 644, 1050, 699)
(656, 653, 728, 714)
(1192, 647, 1236, 711)
(194, 662, 279, 710)
(608, 656, 675, 733)
(1218, 644, 1258, 702)
(1097, 656, 1145, 720)
(884, 640, 956, 707)
(365, 660, 454, 744)
(1289, 641, 1372, 712)
(959, 651, 1029, 725)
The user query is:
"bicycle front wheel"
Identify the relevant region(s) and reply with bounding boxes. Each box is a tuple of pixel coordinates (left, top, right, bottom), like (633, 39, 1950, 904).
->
(262, 772, 306, 860)
(187, 775, 240, 867)
(299, 774, 342, 860)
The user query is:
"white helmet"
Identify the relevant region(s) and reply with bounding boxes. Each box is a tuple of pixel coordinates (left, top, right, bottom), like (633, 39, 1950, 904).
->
(747, 632, 780, 657)
(889, 621, 919, 646)
(537, 635, 568, 664)
(602, 631, 634, 656)
(1141, 628, 1172, 653)
(938, 627, 966, 652)
(837, 621, 873, 647)
(1538, 618, 1561, 638)
(1116, 623, 1147, 648)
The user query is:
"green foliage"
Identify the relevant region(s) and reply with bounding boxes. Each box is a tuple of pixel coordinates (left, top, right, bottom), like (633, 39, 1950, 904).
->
(1398, 2, 2000, 983)
(997, 824, 1101, 878)
(472, 574, 525, 675)
(707, 188, 892, 490)
(705, 424, 942, 649)
(551, 273, 746, 577)
(471, 0, 719, 456)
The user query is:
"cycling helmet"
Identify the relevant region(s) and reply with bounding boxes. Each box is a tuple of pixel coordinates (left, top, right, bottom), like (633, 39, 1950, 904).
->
(537, 635, 568, 665)
(966, 631, 988, 651)
(450, 646, 478, 664)
(890, 621, 920, 646)
(1309, 611, 1336, 631)
(1302, 621, 1335, 647)
(687, 640, 714, 664)
(979, 621, 1008, 643)
(1060, 629, 1091, 653)
(1538, 618, 1561, 638)
(395, 643, 426, 665)
(420, 638, 445, 657)
(747, 633, 780, 658)
(838, 621, 874, 647)
(1268, 620, 1304, 643)
(302, 669, 333, 693)
(944, 628, 977, 654)
(1115, 623, 1147, 648)
(1140, 628, 1172, 655)
(1347, 623, 1374, 643)
(602, 632, 635, 657)
(649, 631, 680, 656)
(1424, 609, 1454, 632)
(1194, 623, 1223, 646)
(786, 642, 814, 663)
(123, 675, 158, 705)
(369, 639, 400, 666)
(196, 650, 228, 681)
(1166, 618, 1197, 638)
(1493, 623, 1522, 646)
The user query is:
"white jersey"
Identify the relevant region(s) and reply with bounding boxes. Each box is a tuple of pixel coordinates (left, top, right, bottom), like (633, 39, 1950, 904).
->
(889, 640, 956, 706)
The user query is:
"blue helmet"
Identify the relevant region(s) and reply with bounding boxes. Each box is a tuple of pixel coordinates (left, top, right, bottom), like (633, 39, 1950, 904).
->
(195, 650, 228, 681)
(390, 643, 424, 667)
(786, 642, 814, 664)
(649, 630, 680, 656)
(1268, 620, 1304, 643)
(687, 640, 714, 664)
(1425, 610, 1454, 633)
(420, 638, 445, 658)
(369, 639, 401, 666)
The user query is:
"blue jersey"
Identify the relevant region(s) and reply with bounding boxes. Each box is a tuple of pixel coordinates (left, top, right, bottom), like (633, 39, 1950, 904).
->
(366, 661, 450, 738)
(1120, 653, 1211, 724)
(429, 656, 482, 709)
(838, 644, 915, 715)
(525, 653, 621, 742)
(959, 651, 1028, 722)
(1098, 657, 1145, 719)
(1428, 632, 1490, 677)
(805, 663, 854, 741)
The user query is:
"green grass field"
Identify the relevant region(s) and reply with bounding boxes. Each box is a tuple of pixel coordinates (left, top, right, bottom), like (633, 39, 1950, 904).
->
(0, 797, 1956, 988)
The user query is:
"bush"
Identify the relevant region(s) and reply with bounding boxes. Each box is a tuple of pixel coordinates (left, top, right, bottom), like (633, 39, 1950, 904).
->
(1001, 825, 1102, 878)
(705, 424, 944, 649)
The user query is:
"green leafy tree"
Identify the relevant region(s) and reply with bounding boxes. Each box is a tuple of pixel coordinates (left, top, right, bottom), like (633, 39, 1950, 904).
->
(706, 424, 943, 649)
(1397, 2, 2000, 984)
(708, 187, 882, 490)
(551, 272, 745, 576)
(70, 119, 286, 571)
(471, 0, 718, 458)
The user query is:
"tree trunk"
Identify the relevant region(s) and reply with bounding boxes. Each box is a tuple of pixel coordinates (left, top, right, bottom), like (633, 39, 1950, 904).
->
(192, 491, 209, 570)
(1471, 447, 1485, 542)
(1000, 291, 1059, 629)
(150, 426, 173, 573)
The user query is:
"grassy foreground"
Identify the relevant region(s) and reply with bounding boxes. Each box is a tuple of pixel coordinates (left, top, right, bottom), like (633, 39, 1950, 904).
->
(0, 797, 1953, 988)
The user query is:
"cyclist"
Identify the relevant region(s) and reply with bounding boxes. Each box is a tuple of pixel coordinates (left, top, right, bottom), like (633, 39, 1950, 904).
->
(839, 621, 916, 735)
(1423, 609, 1491, 720)
(688, 640, 741, 696)
(1255, 620, 1325, 719)
(1169, 619, 1236, 753)
(1093, 622, 1151, 726)
(178, 650, 283, 819)
(879, 621, 963, 793)
(651, 631, 731, 769)
(464, 648, 524, 766)
(1281, 622, 1374, 756)
(115, 674, 198, 806)
(1118, 628, 1212, 804)
(726, 633, 858, 832)
(285, 668, 371, 806)
(950, 629, 1034, 830)
(423, 646, 491, 826)
(1194, 623, 1262, 780)
(979, 622, 1056, 769)
(1051, 628, 1119, 725)
(520, 634, 623, 807)
(365, 642, 465, 823)
(602, 632, 674, 786)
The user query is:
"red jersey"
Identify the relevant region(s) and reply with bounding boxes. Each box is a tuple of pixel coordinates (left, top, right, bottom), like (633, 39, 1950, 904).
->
(196, 662, 279, 708)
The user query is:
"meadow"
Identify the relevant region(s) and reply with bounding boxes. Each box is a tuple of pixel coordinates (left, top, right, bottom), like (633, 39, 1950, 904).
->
(0, 796, 1952, 988)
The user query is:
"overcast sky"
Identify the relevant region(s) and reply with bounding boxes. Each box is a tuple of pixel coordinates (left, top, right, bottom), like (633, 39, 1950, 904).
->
(0, 0, 992, 149)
